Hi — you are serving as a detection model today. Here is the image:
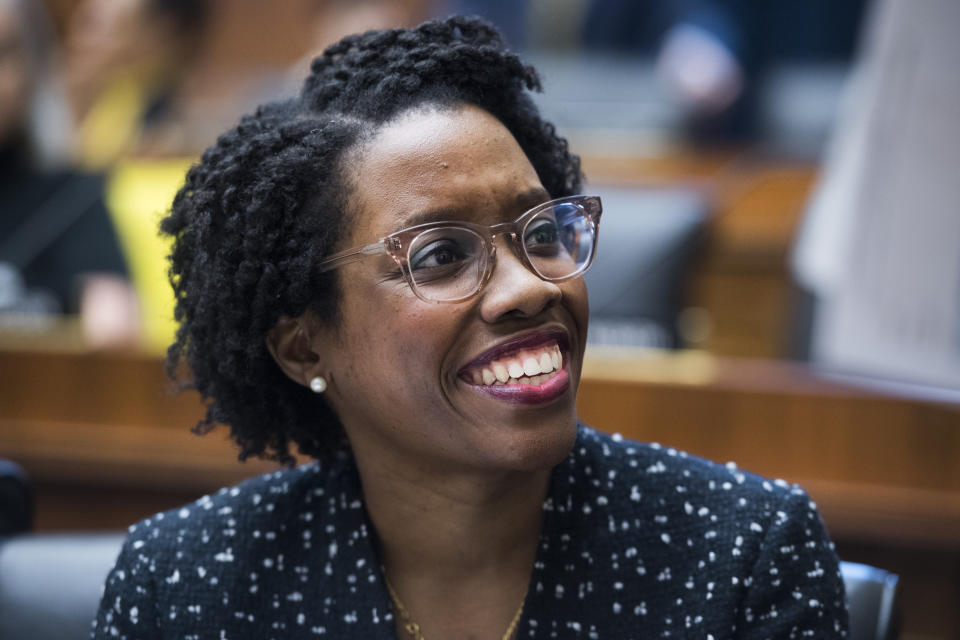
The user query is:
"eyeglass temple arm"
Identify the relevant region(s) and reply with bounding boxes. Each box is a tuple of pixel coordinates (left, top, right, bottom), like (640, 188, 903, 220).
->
(316, 240, 387, 273)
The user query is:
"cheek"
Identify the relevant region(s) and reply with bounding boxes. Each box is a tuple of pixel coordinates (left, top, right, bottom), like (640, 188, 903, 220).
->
(564, 278, 590, 328)
(338, 288, 455, 387)
(561, 278, 591, 367)
(394, 306, 462, 388)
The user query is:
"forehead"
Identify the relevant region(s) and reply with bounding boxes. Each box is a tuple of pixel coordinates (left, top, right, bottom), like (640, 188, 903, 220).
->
(345, 104, 545, 240)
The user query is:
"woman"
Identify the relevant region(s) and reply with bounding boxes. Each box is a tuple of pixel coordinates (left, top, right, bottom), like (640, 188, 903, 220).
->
(93, 17, 848, 639)
(65, 0, 209, 168)
(0, 0, 137, 345)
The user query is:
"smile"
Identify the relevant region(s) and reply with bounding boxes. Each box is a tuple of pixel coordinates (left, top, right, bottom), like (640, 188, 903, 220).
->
(465, 343, 563, 386)
(458, 331, 573, 405)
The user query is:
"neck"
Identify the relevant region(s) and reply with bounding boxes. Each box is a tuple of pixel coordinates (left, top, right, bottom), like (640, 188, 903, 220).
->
(354, 453, 549, 637)
(360, 456, 549, 577)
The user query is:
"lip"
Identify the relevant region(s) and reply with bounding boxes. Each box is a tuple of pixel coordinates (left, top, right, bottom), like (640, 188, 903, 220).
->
(466, 366, 571, 405)
(459, 327, 571, 371)
(457, 326, 573, 406)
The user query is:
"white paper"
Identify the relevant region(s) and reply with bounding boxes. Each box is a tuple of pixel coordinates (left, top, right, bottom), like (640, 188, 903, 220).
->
(792, 0, 960, 389)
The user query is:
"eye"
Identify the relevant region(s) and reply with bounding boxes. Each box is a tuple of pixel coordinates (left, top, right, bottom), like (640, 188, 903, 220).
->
(409, 238, 469, 271)
(524, 218, 561, 252)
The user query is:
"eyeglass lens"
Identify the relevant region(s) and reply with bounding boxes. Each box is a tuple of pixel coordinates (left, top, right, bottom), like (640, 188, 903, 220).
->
(406, 200, 595, 301)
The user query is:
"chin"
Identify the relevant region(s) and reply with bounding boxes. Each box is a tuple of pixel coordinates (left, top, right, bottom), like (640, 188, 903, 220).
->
(496, 415, 579, 472)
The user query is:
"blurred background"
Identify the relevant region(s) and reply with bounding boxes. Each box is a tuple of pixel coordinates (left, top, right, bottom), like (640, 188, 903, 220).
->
(0, 0, 958, 638)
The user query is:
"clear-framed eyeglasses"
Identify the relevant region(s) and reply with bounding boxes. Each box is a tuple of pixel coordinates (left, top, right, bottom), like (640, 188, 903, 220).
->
(317, 195, 602, 303)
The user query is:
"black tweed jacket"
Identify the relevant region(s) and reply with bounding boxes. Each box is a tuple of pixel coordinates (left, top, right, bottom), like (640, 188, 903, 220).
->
(92, 425, 849, 639)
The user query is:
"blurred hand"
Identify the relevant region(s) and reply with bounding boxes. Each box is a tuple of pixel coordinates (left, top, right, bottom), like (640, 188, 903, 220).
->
(656, 23, 744, 117)
(79, 273, 141, 349)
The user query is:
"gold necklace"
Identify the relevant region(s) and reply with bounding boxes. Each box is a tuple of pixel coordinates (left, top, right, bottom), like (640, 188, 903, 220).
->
(384, 576, 524, 640)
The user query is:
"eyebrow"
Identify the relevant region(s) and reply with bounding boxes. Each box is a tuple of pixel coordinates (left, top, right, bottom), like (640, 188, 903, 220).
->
(396, 187, 553, 230)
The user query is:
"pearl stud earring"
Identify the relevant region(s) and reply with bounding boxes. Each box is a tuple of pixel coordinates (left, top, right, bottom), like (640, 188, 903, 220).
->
(309, 376, 327, 393)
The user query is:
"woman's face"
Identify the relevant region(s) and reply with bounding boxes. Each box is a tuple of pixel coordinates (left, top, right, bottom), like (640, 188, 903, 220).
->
(65, 0, 171, 92)
(312, 104, 588, 475)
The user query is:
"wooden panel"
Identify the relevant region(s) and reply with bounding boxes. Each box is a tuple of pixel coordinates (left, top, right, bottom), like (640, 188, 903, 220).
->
(0, 346, 280, 497)
(576, 348, 960, 547)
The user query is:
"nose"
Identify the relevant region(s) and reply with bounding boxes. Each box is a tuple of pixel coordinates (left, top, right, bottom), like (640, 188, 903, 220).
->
(478, 235, 562, 323)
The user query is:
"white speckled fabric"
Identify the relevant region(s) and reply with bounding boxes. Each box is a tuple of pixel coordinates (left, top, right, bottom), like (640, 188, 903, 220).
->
(91, 425, 849, 639)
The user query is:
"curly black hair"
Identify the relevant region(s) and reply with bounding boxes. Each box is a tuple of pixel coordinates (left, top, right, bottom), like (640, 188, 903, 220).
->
(162, 15, 584, 465)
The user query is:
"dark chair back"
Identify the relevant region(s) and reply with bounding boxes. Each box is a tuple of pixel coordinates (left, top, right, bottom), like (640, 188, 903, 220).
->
(1, 459, 127, 639)
(0, 532, 126, 640)
(840, 560, 901, 640)
(584, 185, 709, 349)
(0, 460, 33, 535)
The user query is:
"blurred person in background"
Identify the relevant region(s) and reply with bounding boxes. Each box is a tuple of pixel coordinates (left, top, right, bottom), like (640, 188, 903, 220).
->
(0, 0, 138, 347)
(58, 0, 210, 354)
(586, 0, 869, 142)
(468, 0, 867, 144)
(65, 0, 209, 169)
(280, 0, 434, 92)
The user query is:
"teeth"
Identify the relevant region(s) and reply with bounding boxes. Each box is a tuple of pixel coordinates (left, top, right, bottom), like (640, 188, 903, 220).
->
(467, 342, 566, 386)
(538, 352, 554, 373)
(522, 355, 541, 377)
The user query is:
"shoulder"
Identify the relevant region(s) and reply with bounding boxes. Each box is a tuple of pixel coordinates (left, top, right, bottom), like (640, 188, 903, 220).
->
(93, 453, 384, 638)
(565, 425, 831, 556)
(94, 456, 369, 637)
(546, 425, 848, 638)
(125, 460, 334, 552)
(568, 424, 807, 508)
(104, 461, 335, 594)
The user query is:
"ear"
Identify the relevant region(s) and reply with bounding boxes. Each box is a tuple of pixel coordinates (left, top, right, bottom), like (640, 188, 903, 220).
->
(266, 315, 322, 388)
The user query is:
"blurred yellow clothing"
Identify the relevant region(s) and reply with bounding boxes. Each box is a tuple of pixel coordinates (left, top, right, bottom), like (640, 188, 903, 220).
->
(76, 73, 155, 171)
(105, 158, 192, 354)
